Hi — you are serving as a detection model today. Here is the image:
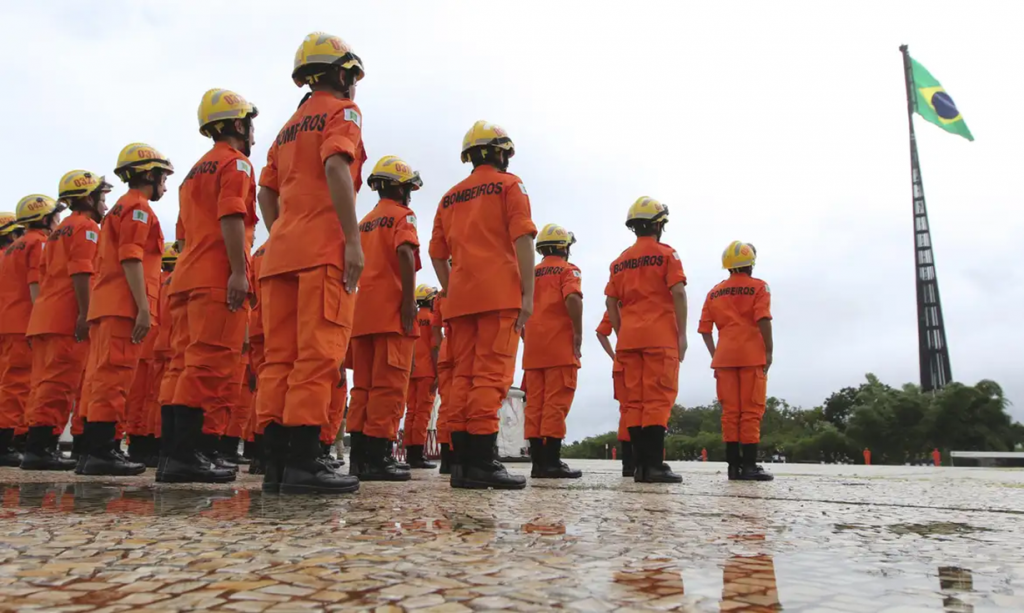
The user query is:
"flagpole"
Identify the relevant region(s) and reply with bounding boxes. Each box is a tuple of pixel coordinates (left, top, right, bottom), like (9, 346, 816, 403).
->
(899, 44, 953, 392)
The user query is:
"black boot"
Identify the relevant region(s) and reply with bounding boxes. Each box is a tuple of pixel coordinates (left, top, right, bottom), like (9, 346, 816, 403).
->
(203, 434, 238, 472)
(156, 405, 176, 481)
(459, 433, 526, 490)
(280, 426, 360, 495)
(406, 445, 436, 469)
(12, 433, 26, 453)
(386, 442, 410, 470)
(127, 435, 148, 465)
(347, 431, 364, 477)
(73, 423, 90, 475)
(438, 443, 451, 475)
(243, 439, 255, 459)
(738, 443, 774, 481)
(220, 436, 248, 465)
(449, 431, 469, 488)
(262, 422, 288, 493)
(248, 435, 264, 475)
(528, 437, 545, 478)
(159, 407, 235, 484)
(628, 427, 644, 482)
(726, 442, 741, 481)
(360, 435, 411, 481)
(81, 422, 146, 476)
(639, 426, 682, 484)
(619, 440, 634, 477)
(20, 427, 75, 471)
(0, 428, 23, 467)
(539, 438, 582, 479)
(320, 442, 344, 470)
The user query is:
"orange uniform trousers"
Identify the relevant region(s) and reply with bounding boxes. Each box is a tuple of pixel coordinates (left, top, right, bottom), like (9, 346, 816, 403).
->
(144, 356, 168, 437)
(243, 335, 264, 440)
(404, 377, 436, 446)
(170, 288, 248, 435)
(618, 347, 679, 429)
(25, 335, 89, 430)
(70, 377, 86, 437)
(435, 361, 453, 445)
(523, 366, 577, 440)
(125, 358, 153, 437)
(323, 378, 347, 445)
(0, 334, 32, 430)
(448, 310, 520, 435)
(82, 316, 145, 424)
(158, 293, 189, 408)
(222, 358, 250, 439)
(347, 333, 415, 440)
(716, 366, 767, 444)
(256, 266, 352, 431)
(613, 367, 629, 442)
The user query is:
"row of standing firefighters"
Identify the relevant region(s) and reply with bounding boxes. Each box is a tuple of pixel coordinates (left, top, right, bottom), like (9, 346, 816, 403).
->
(0, 31, 775, 495)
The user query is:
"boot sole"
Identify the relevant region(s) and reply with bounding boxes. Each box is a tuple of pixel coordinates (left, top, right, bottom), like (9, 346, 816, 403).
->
(358, 473, 411, 482)
(456, 479, 527, 490)
(19, 464, 76, 471)
(157, 473, 237, 484)
(280, 482, 360, 495)
(533, 474, 583, 479)
(82, 466, 147, 476)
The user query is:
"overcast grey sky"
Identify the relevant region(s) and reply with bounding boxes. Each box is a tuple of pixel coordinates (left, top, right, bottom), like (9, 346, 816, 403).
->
(3, 1, 1021, 441)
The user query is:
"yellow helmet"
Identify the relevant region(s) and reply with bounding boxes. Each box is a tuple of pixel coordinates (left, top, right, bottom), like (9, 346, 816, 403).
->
(722, 241, 757, 270)
(0, 212, 21, 236)
(292, 32, 365, 87)
(460, 120, 515, 163)
(625, 196, 669, 228)
(58, 170, 112, 203)
(368, 155, 422, 191)
(114, 143, 175, 183)
(15, 194, 62, 224)
(162, 242, 179, 263)
(536, 223, 576, 252)
(415, 284, 438, 303)
(198, 88, 259, 137)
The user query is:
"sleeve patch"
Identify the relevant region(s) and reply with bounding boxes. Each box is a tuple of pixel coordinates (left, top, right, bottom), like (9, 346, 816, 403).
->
(672, 251, 680, 260)
(572, 270, 581, 278)
(132, 209, 149, 224)
(517, 182, 528, 195)
(764, 284, 771, 294)
(344, 108, 362, 127)
(85, 230, 98, 243)
(406, 213, 417, 229)
(236, 159, 252, 176)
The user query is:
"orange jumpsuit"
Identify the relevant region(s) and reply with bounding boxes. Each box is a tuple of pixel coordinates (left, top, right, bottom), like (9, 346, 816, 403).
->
(405, 305, 438, 447)
(125, 321, 157, 439)
(428, 166, 536, 435)
(83, 189, 164, 425)
(323, 363, 347, 445)
(143, 272, 173, 438)
(255, 91, 366, 431)
(697, 273, 771, 444)
(605, 237, 686, 429)
(169, 142, 256, 434)
(25, 212, 99, 431)
(0, 228, 48, 432)
(243, 243, 265, 441)
(432, 297, 453, 446)
(522, 256, 582, 440)
(348, 198, 420, 441)
(596, 312, 628, 442)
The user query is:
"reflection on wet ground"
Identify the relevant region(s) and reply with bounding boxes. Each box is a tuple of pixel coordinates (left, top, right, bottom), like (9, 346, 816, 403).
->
(0, 461, 1022, 611)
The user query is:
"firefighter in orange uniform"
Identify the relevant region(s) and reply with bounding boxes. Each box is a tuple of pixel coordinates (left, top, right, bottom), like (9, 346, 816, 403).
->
(78, 143, 171, 476)
(348, 156, 422, 481)
(596, 308, 632, 476)
(0, 195, 63, 466)
(431, 290, 453, 473)
(161, 89, 258, 484)
(22, 172, 110, 471)
(605, 197, 687, 484)
(429, 121, 537, 490)
(405, 284, 439, 469)
(698, 241, 774, 481)
(523, 224, 583, 479)
(255, 32, 366, 495)
(143, 244, 177, 467)
(244, 241, 266, 474)
(0, 213, 23, 463)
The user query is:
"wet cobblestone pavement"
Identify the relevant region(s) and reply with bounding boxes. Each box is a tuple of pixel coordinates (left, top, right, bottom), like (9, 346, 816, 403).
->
(0, 461, 1022, 612)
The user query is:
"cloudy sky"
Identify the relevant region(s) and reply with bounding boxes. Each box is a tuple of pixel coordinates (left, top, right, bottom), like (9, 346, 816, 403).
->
(3, 2, 1021, 441)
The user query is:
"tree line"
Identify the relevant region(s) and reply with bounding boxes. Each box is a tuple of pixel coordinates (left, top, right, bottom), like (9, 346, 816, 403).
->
(562, 374, 1024, 464)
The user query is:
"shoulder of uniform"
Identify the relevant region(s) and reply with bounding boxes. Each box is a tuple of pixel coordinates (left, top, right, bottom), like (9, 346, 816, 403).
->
(498, 170, 523, 181)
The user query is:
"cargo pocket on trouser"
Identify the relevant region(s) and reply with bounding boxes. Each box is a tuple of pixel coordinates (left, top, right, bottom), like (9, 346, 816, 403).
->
(321, 266, 351, 358)
(197, 289, 247, 354)
(751, 368, 768, 414)
(489, 312, 520, 390)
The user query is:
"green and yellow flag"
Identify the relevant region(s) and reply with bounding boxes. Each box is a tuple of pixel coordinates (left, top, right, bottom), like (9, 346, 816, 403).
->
(910, 57, 974, 141)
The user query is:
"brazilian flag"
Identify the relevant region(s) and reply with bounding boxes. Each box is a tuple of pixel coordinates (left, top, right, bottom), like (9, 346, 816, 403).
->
(910, 56, 974, 141)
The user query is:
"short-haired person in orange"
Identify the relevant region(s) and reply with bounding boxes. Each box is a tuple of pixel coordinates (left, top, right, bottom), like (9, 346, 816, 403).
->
(347, 156, 423, 482)
(79, 143, 172, 476)
(255, 32, 366, 495)
(160, 88, 259, 484)
(431, 288, 454, 474)
(0, 195, 64, 467)
(404, 284, 439, 470)
(21, 172, 111, 471)
(596, 308, 632, 477)
(698, 241, 774, 481)
(430, 121, 537, 490)
(605, 197, 687, 484)
(522, 224, 583, 479)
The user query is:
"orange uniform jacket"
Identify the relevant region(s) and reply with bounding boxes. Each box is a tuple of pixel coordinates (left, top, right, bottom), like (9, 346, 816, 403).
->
(522, 256, 582, 370)
(697, 273, 771, 368)
(0, 229, 47, 335)
(604, 237, 687, 353)
(428, 165, 536, 320)
(87, 189, 164, 323)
